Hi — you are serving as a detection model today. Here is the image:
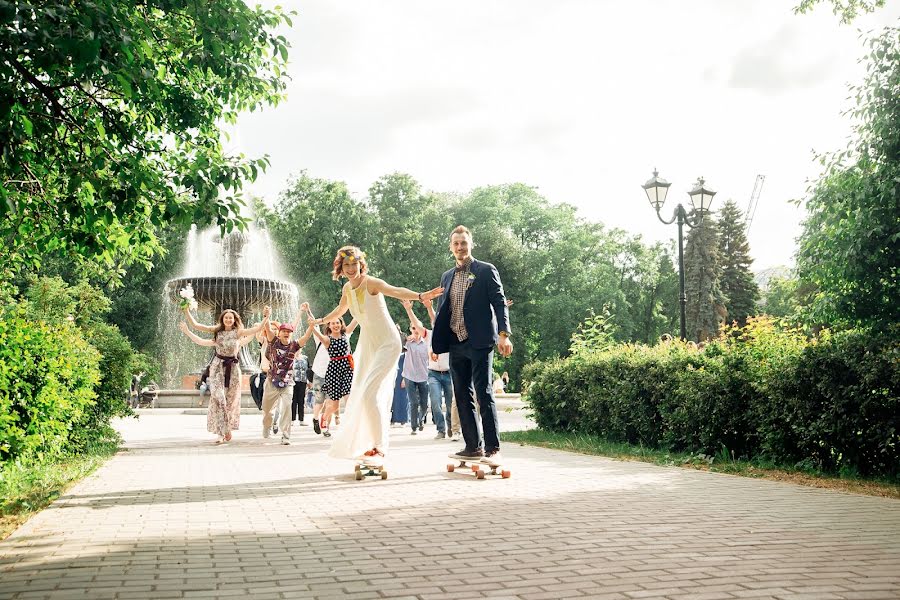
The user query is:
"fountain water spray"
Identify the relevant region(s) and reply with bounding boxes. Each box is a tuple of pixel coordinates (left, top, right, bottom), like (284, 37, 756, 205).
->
(159, 223, 300, 388)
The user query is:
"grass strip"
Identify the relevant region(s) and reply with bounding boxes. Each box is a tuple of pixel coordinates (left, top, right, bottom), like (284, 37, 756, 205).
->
(503, 429, 900, 499)
(0, 441, 118, 540)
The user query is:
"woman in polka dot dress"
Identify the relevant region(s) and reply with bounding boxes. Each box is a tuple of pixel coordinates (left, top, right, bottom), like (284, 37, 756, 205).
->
(311, 318, 353, 436)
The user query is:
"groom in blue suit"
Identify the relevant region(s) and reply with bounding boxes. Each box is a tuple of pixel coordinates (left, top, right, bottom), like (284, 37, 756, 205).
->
(432, 225, 513, 462)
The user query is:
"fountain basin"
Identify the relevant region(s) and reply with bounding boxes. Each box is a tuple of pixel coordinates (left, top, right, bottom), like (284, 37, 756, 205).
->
(165, 276, 298, 312)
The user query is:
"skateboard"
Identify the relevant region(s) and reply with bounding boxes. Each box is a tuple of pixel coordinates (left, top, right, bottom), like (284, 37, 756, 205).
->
(446, 454, 511, 479)
(354, 458, 388, 480)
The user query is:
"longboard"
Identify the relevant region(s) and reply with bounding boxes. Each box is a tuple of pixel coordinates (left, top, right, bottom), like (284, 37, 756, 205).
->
(446, 453, 511, 479)
(355, 459, 387, 480)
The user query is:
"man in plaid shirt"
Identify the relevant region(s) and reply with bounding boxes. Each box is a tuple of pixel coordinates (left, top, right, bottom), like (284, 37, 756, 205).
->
(431, 225, 513, 463)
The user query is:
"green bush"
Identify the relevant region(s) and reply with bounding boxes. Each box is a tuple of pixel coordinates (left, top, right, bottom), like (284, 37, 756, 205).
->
(522, 359, 582, 432)
(73, 323, 133, 452)
(761, 327, 899, 476)
(523, 318, 899, 478)
(0, 307, 101, 464)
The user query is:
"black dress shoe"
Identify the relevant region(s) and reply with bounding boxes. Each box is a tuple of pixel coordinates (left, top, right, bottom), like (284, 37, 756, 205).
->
(454, 448, 484, 459)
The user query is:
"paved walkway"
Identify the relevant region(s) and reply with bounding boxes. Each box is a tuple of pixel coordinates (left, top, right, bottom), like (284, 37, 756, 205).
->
(1, 407, 899, 600)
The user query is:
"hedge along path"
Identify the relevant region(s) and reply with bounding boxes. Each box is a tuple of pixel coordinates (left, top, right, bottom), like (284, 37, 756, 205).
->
(523, 318, 900, 480)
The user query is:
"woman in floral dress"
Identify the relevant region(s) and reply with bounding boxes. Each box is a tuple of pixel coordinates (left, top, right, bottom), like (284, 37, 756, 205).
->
(181, 306, 269, 443)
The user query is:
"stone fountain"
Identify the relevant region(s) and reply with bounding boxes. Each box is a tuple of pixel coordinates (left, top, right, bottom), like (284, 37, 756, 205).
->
(160, 223, 299, 390)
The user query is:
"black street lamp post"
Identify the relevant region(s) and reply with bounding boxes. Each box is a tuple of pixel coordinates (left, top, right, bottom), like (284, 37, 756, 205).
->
(642, 170, 716, 341)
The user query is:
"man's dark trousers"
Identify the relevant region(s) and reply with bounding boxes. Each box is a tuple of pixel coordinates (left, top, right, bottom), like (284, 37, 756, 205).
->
(449, 335, 500, 452)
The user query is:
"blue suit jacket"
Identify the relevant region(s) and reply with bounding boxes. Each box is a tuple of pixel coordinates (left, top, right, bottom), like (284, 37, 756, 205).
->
(431, 259, 511, 353)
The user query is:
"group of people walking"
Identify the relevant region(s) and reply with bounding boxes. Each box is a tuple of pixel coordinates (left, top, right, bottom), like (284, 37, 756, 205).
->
(179, 225, 512, 465)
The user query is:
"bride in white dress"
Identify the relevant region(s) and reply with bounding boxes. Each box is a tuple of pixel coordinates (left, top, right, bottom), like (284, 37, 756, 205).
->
(311, 246, 443, 461)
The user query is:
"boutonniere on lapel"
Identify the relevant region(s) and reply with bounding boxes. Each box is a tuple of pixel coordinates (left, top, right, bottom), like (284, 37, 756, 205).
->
(466, 273, 476, 290)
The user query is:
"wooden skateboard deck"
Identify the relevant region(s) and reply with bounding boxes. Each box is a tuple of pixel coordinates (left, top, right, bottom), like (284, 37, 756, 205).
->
(354, 459, 387, 480)
(446, 453, 511, 479)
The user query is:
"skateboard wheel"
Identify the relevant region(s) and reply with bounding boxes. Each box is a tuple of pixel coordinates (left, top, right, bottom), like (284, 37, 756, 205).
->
(501, 470, 511, 478)
(471, 464, 480, 472)
(475, 470, 485, 479)
(380, 470, 388, 480)
(447, 464, 455, 472)
(355, 471, 363, 481)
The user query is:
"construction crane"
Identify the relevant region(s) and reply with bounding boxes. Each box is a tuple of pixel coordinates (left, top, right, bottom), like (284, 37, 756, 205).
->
(745, 174, 765, 231)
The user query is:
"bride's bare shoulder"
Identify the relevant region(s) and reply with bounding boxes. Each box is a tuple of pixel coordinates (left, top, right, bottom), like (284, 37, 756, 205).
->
(366, 276, 386, 294)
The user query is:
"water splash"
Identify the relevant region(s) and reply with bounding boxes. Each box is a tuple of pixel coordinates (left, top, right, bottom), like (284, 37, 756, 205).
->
(159, 223, 301, 388)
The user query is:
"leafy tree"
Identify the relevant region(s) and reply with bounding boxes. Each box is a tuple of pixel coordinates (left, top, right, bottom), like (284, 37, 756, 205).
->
(717, 199, 759, 327)
(796, 26, 900, 330)
(24, 276, 111, 326)
(103, 224, 188, 350)
(793, 0, 886, 23)
(0, 0, 293, 283)
(762, 276, 801, 320)
(263, 171, 692, 387)
(684, 215, 725, 341)
(366, 173, 454, 325)
(263, 172, 373, 319)
(625, 243, 680, 343)
(607, 238, 680, 344)
(129, 351, 161, 386)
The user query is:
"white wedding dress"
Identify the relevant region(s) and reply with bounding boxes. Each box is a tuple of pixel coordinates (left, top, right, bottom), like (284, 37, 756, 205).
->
(328, 280, 402, 460)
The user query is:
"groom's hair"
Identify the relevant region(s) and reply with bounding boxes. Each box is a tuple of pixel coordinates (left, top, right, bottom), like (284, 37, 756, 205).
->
(449, 225, 472, 241)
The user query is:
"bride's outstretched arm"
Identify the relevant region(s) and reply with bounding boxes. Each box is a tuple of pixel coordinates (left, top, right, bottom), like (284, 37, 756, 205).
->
(368, 278, 443, 303)
(315, 289, 350, 323)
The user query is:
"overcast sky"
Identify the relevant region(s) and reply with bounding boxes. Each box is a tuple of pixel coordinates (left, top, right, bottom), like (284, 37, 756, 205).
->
(232, 1, 899, 270)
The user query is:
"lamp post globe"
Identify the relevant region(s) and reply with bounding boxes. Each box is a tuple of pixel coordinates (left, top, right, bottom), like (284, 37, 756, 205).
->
(641, 170, 716, 341)
(642, 169, 671, 212)
(688, 177, 717, 213)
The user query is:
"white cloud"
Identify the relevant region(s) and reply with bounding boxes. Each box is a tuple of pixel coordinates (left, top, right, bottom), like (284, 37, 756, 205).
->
(238, 0, 900, 269)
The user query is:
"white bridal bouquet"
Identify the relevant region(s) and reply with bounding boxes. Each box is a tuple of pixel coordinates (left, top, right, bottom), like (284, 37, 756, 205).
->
(179, 284, 198, 311)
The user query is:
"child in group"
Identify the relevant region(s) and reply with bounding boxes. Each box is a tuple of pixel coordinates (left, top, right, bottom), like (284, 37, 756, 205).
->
(309, 315, 356, 438)
(260, 304, 314, 445)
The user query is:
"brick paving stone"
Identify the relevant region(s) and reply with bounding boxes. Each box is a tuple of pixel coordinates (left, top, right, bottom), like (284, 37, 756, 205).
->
(0, 409, 897, 600)
(731, 589, 792, 598)
(774, 594, 847, 600)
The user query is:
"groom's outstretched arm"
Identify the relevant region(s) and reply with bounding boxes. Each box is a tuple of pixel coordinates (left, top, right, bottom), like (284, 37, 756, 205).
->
(488, 264, 511, 337)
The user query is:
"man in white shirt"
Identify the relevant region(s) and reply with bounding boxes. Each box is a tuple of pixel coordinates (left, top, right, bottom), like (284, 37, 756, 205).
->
(403, 299, 456, 440)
